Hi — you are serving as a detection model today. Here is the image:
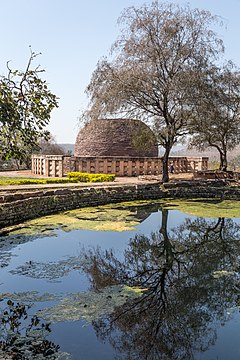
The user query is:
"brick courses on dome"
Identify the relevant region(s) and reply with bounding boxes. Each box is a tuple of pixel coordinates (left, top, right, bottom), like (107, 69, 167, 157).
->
(74, 119, 158, 157)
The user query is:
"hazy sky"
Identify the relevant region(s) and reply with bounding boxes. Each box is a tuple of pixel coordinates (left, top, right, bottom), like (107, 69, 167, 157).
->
(1, 0, 240, 143)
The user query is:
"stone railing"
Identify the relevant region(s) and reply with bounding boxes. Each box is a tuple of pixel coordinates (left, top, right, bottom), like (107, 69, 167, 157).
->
(31, 155, 208, 177)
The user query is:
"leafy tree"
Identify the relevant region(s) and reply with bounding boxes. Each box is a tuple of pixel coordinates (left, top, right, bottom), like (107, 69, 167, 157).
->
(85, 2, 224, 181)
(189, 62, 240, 171)
(0, 48, 58, 162)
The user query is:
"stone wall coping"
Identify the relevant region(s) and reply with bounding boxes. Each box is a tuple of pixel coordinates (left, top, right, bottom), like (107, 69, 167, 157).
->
(32, 154, 208, 160)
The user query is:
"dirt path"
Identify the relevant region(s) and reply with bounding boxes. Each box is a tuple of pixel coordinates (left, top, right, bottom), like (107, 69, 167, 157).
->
(0, 170, 193, 192)
(0, 170, 193, 180)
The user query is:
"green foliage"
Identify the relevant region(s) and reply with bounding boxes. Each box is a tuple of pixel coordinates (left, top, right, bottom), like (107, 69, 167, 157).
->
(0, 172, 115, 186)
(0, 48, 58, 162)
(0, 177, 78, 186)
(189, 62, 240, 171)
(67, 171, 115, 182)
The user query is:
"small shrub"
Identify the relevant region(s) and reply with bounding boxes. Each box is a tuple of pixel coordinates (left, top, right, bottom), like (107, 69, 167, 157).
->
(0, 172, 115, 186)
(0, 178, 76, 186)
(67, 172, 115, 182)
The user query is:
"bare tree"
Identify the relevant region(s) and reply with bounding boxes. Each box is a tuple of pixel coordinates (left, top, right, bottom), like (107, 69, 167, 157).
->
(189, 62, 240, 171)
(37, 135, 65, 155)
(85, 1, 224, 181)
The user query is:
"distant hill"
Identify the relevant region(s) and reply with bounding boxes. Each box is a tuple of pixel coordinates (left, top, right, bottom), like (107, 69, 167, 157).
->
(57, 143, 240, 164)
(58, 143, 74, 155)
(169, 145, 240, 162)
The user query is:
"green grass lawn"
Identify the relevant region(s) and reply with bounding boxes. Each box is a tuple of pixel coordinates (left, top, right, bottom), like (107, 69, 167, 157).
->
(0, 172, 116, 186)
(0, 176, 77, 186)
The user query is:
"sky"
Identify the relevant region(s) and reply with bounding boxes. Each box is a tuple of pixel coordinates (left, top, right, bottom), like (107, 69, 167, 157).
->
(1, 0, 240, 144)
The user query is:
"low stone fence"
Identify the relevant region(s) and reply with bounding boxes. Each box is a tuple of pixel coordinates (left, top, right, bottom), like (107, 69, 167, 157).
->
(31, 155, 208, 177)
(194, 170, 240, 181)
(0, 180, 238, 229)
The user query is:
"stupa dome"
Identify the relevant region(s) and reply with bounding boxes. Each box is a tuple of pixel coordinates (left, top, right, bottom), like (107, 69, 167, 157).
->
(74, 119, 158, 157)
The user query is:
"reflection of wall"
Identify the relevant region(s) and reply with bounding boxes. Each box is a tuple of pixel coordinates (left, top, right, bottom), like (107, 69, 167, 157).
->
(129, 203, 161, 224)
(31, 155, 208, 177)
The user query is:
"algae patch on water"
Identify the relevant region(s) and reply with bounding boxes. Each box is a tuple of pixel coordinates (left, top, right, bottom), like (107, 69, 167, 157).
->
(163, 199, 240, 218)
(5, 198, 240, 237)
(38, 285, 147, 323)
(212, 270, 236, 278)
(9, 256, 83, 281)
(8, 200, 160, 236)
(0, 291, 61, 302)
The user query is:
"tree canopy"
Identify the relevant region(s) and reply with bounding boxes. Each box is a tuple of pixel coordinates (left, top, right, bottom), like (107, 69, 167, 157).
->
(85, 1, 224, 181)
(0, 49, 58, 163)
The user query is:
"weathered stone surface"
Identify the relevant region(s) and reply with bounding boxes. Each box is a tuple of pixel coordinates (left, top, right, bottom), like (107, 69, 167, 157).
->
(74, 119, 158, 157)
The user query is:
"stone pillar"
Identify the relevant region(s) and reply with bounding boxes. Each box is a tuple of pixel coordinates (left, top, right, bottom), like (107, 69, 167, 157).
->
(45, 158, 49, 177)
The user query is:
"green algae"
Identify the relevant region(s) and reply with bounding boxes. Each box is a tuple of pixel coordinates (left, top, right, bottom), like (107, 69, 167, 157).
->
(38, 285, 147, 323)
(163, 199, 240, 218)
(0, 291, 61, 302)
(0, 299, 71, 359)
(212, 270, 236, 279)
(0, 286, 147, 324)
(8, 200, 160, 236)
(4, 198, 240, 238)
(9, 257, 83, 281)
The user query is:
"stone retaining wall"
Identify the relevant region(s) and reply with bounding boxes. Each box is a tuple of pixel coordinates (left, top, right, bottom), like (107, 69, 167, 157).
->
(0, 181, 239, 229)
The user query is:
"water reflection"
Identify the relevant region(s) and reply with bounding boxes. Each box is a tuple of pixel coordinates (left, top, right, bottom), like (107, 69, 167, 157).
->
(80, 211, 240, 359)
(0, 202, 160, 270)
(0, 300, 69, 359)
(1, 202, 240, 359)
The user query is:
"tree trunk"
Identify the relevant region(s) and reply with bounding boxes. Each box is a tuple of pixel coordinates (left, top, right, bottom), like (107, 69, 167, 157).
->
(219, 150, 227, 171)
(160, 209, 174, 268)
(162, 146, 171, 182)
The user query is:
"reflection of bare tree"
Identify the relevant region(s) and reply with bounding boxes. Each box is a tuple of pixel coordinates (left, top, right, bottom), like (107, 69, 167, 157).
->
(81, 211, 240, 360)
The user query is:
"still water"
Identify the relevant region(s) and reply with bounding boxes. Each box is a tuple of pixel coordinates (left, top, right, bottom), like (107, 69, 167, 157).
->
(1, 199, 240, 359)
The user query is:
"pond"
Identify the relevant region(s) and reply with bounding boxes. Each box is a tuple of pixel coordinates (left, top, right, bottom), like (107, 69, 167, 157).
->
(1, 199, 240, 359)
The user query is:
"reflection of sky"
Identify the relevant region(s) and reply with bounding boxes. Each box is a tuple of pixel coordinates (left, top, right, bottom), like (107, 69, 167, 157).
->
(50, 320, 115, 360)
(2, 207, 240, 295)
(195, 310, 240, 360)
(137, 209, 197, 235)
(0, 225, 138, 293)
